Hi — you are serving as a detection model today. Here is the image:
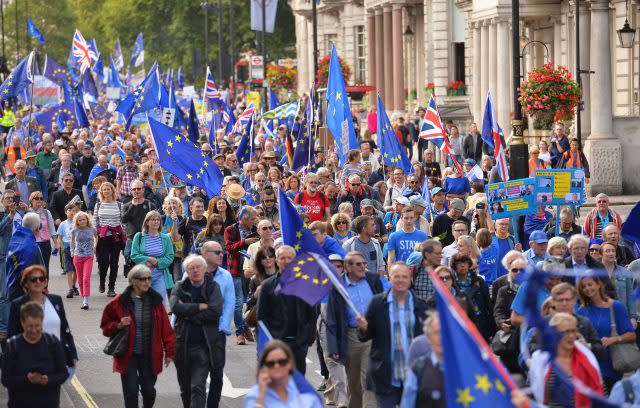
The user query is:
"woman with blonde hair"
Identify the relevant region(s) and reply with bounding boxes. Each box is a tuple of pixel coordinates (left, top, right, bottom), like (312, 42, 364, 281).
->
(455, 235, 481, 269)
(161, 196, 185, 282)
(546, 236, 568, 258)
(330, 213, 353, 244)
(28, 191, 56, 277)
(130, 211, 175, 305)
(93, 181, 125, 297)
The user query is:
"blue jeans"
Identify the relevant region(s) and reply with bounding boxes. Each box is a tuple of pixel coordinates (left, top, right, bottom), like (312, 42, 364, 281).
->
(207, 334, 226, 408)
(0, 260, 9, 334)
(232, 277, 245, 335)
(150, 268, 167, 305)
(120, 353, 157, 408)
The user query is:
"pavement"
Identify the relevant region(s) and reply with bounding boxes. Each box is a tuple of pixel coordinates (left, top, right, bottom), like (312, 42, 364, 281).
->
(0, 254, 325, 408)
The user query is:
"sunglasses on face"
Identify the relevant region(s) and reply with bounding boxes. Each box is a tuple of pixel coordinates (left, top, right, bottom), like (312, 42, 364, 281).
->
(260, 226, 273, 231)
(589, 247, 600, 252)
(263, 199, 275, 203)
(135, 276, 152, 281)
(438, 275, 451, 282)
(336, 220, 348, 226)
(32, 197, 43, 201)
(264, 358, 289, 368)
(63, 179, 74, 183)
(350, 183, 361, 188)
(28, 276, 46, 283)
(208, 250, 224, 255)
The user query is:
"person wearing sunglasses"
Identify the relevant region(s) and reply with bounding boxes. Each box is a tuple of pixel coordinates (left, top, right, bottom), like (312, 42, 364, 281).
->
(7, 265, 78, 372)
(28, 191, 57, 278)
(48, 173, 85, 228)
(246, 339, 322, 408)
(258, 187, 280, 227)
(243, 220, 275, 279)
(583, 193, 623, 239)
(101, 264, 175, 408)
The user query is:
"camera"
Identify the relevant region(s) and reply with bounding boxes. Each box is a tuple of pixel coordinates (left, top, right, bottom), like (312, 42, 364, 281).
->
(475, 202, 486, 210)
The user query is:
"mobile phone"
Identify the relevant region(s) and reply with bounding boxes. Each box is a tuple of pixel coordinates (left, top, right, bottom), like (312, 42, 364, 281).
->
(13, 195, 21, 205)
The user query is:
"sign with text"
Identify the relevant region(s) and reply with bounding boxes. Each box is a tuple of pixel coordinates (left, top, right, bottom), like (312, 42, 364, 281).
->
(534, 169, 585, 206)
(486, 177, 537, 220)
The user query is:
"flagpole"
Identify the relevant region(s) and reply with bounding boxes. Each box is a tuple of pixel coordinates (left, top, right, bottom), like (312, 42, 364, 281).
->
(26, 50, 36, 147)
(308, 88, 314, 170)
(377, 93, 386, 183)
(309, 252, 362, 319)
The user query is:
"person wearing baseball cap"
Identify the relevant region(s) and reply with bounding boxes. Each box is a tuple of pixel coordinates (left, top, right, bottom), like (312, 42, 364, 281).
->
(426, 186, 447, 223)
(431, 198, 470, 246)
(523, 230, 550, 267)
(383, 195, 410, 233)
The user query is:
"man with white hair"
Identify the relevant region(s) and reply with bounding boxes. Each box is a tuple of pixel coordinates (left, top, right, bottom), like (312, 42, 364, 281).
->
(170, 254, 223, 408)
(6, 213, 44, 301)
(583, 193, 623, 239)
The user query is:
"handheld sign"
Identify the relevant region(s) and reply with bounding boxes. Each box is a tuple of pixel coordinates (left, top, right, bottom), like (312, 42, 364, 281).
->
(534, 169, 585, 206)
(486, 177, 537, 220)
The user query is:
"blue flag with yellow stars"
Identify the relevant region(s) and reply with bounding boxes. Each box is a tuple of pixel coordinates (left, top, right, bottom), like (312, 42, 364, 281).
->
(186, 99, 201, 144)
(6, 225, 39, 296)
(35, 104, 77, 132)
(291, 89, 315, 172)
(148, 117, 223, 198)
(377, 95, 412, 175)
(235, 113, 254, 167)
(278, 188, 326, 255)
(431, 268, 518, 408)
(325, 44, 357, 166)
(115, 64, 161, 126)
(73, 97, 90, 128)
(0, 52, 34, 101)
(43, 54, 75, 103)
(276, 251, 342, 306)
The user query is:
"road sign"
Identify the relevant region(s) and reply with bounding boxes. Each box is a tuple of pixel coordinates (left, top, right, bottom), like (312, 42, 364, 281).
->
(251, 55, 264, 80)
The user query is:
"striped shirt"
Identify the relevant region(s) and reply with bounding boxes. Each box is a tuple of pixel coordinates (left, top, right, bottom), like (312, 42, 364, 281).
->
(144, 234, 164, 257)
(94, 201, 122, 228)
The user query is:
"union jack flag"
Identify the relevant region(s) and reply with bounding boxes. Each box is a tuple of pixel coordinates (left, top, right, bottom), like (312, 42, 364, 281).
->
(204, 66, 222, 109)
(481, 92, 509, 181)
(419, 96, 463, 174)
(72, 29, 97, 74)
(230, 102, 256, 135)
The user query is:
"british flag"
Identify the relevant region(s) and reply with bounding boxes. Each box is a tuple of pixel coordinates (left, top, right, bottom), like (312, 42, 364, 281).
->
(72, 29, 97, 74)
(204, 66, 222, 109)
(230, 102, 256, 135)
(481, 92, 509, 181)
(419, 96, 463, 174)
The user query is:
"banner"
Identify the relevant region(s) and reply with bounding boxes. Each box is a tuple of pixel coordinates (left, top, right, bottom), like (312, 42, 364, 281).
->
(33, 75, 60, 106)
(250, 0, 278, 33)
(534, 169, 586, 206)
(487, 177, 537, 220)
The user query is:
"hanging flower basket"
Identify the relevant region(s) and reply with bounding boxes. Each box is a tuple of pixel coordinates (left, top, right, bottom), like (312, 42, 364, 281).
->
(266, 63, 297, 91)
(316, 54, 352, 88)
(518, 62, 580, 123)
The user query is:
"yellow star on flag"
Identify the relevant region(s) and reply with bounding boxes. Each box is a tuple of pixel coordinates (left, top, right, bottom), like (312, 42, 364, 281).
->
(186, 173, 193, 180)
(294, 244, 301, 251)
(175, 135, 182, 142)
(167, 141, 173, 148)
(494, 379, 506, 394)
(455, 388, 475, 408)
(335, 92, 341, 100)
(203, 161, 209, 167)
(475, 375, 492, 395)
(296, 231, 303, 238)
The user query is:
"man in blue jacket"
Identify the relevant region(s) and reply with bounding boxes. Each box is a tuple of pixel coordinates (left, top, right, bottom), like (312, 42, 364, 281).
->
(309, 221, 347, 258)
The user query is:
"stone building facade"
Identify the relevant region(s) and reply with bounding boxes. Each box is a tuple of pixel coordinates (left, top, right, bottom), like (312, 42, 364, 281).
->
(290, 0, 640, 194)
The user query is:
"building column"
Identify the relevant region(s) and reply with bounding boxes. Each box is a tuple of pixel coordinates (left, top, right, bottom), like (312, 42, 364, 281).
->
(585, 0, 621, 195)
(367, 11, 376, 102)
(553, 18, 562, 64)
(577, 1, 590, 138)
(472, 21, 482, 122)
(496, 18, 511, 133)
(383, 5, 393, 108)
(480, 21, 489, 106)
(392, 5, 405, 112)
(488, 20, 497, 101)
(375, 8, 384, 104)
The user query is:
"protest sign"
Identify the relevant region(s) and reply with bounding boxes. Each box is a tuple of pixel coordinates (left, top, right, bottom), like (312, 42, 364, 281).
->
(534, 169, 585, 206)
(486, 177, 537, 220)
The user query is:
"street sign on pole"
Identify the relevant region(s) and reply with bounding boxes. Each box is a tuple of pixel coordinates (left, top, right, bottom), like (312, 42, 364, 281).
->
(251, 55, 264, 81)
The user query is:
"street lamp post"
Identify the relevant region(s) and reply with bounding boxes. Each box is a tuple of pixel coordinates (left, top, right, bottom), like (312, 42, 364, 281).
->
(510, 0, 528, 181)
(217, 0, 224, 83)
(201, 2, 213, 69)
(617, 0, 637, 113)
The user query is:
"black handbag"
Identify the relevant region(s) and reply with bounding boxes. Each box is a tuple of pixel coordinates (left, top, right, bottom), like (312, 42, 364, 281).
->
(104, 304, 130, 358)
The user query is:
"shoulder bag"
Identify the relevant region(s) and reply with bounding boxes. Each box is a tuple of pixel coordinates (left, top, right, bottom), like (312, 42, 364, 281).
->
(104, 303, 130, 358)
(609, 305, 640, 373)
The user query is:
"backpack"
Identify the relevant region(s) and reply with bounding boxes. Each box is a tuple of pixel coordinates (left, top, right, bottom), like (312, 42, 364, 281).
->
(2, 332, 59, 366)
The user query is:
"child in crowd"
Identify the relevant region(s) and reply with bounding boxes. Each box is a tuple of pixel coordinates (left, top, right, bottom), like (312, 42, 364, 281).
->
(70, 211, 97, 310)
(56, 202, 81, 299)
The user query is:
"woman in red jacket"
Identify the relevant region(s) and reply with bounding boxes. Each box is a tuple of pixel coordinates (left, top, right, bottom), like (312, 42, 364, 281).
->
(100, 264, 175, 408)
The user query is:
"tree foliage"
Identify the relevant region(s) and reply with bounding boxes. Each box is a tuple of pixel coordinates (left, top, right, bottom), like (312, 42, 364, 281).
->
(1, 0, 295, 85)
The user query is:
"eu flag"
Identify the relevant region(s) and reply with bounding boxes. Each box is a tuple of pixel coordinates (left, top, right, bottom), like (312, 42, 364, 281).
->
(43, 54, 74, 103)
(107, 57, 122, 94)
(26, 17, 46, 45)
(81, 68, 98, 100)
(176, 66, 184, 90)
(148, 117, 223, 198)
(622, 201, 640, 244)
(0, 52, 34, 101)
(431, 269, 518, 408)
(35, 104, 77, 132)
(377, 95, 412, 175)
(291, 90, 315, 172)
(235, 113, 254, 167)
(325, 45, 357, 166)
(278, 188, 326, 255)
(186, 99, 201, 144)
(6, 225, 39, 296)
(113, 39, 124, 71)
(115, 65, 161, 126)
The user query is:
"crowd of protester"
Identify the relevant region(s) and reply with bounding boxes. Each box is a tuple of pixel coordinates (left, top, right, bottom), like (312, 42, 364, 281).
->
(0, 97, 638, 408)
